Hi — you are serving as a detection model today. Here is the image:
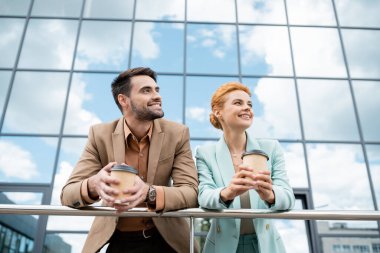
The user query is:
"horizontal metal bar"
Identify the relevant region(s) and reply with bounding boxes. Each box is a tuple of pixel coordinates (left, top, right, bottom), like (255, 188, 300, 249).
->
(0, 204, 379, 220)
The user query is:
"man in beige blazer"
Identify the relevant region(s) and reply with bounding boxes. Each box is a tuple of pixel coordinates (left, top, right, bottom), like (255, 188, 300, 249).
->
(61, 67, 199, 253)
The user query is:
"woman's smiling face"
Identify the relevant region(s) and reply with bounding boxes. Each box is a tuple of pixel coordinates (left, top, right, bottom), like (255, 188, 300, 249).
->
(218, 90, 253, 131)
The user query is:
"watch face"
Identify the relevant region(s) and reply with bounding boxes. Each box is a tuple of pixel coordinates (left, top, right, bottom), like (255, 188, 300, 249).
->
(148, 187, 156, 202)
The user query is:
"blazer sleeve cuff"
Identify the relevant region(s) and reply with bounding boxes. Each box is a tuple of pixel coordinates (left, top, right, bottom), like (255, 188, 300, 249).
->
(218, 187, 233, 208)
(152, 186, 165, 211)
(80, 179, 99, 205)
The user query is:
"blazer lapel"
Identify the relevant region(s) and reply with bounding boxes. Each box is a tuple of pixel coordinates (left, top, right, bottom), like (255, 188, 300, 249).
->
(215, 136, 235, 189)
(112, 118, 126, 164)
(245, 131, 261, 151)
(147, 120, 164, 184)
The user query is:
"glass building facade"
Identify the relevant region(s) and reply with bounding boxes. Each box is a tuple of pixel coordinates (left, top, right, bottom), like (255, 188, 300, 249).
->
(0, 0, 379, 252)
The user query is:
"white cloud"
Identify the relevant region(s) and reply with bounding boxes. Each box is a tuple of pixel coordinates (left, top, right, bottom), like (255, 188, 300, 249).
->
(19, 19, 76, 69)
(3, 192, 41, 205)
(291, 27, 346, 77)
(0, 19, 23, 67)
(135, 0, 184, 21)
(275, 220, 309, 253)
(342, 30, 380, 78)
(0, 140, 38, 180)
(186, 107, 208, 122)
(75, 21, 132, 69)
(336, 0, 380, 27)
(212, 49, 225, 59)
(187, 35, 197, 43)
(308, 144, 374, 210)
(353, 81, 380, 141)
(190, 25, 235, 60)
(370, 163, 380, 202)
(4, 71, 102, 136)
(4, 72, 68, 134)
(282, 144, 308, 188)
(48, 161, 93, 231)
(297, 79, 359, 140)
(237, 0, 286, 24)
(50, 161, 73, 206)
(187, 0, 235, 22)
(202, 38, 216, 47)
(64, 74, 101, 134)
(247, 78, 301, 139)
(239, 26, 293, 75)
(286, 0, 336, 25)
(133, 22, 160, 60)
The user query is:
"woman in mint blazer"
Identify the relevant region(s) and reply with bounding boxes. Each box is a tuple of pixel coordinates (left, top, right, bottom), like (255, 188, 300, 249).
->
(196, 82, 295, 253)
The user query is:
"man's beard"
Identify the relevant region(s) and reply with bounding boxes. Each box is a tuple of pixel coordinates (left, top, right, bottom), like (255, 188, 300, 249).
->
(131, 100, 164, 121)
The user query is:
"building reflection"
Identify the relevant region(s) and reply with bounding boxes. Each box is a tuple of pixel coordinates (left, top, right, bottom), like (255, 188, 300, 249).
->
(0, 193, 70, 253)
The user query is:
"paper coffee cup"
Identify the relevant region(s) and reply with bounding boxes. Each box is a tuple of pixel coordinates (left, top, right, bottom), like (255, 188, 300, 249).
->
(241, 150, 269, 171)
(110, 164, 138, 205)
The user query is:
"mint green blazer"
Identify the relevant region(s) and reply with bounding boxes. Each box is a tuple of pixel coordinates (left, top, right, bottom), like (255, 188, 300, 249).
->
(196, 132, 295, 253)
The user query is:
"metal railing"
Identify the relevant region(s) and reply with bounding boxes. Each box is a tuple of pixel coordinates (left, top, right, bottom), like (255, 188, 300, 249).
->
(1, 204, 380, 253)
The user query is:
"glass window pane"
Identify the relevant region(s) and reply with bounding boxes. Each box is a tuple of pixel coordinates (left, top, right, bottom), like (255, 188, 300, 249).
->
(353, 81, 380, 141)
(274, 200, 310, 253)
(187, 24, 238, 74)
(336, 0, 380, 28)
(239, 26, 293, 76)
(31, 0, 82, 17)
(44, 233, 79, 252)
(187, 0, 235, 23)
(342, 29, 380, 79)
(18, 19, 78, 69)
(286, 0, 336, 25)
(309, 143, 378, 246)
(0, 136, 58, 183)
(1, 192, 43, 205)
(64, 73, 120, 135)
(243, 78, 301, 139)
(0, 0, 30, 15)
(366, 145, 380, 209)
(0, 191, 39, 253)
(237, 0, 286, 24)
(74, 21, 131, 71)
(0, 18, 24, 68)
(135, 0, 184, 21)
(291, 27, 346, 78)
(51, 138, 87, 206)
(307, 143, 374, 211)
(48, 138, 94, 231)
(298, 79, 359, 141)
(131, 22, 184, 73)
(186, 76, 238, 138)
(158, 75, 183, 123)
(3, 71, 68, 134)
(0, 71, 12, 119)
(281, 143, 308, 188)
(83, 0, 133, 19)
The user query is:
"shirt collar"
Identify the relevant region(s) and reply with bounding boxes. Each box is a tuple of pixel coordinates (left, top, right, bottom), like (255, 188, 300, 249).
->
(123, 119, 153, 143)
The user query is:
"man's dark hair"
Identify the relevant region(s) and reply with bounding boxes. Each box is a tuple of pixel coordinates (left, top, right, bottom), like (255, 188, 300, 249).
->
(111, 67, 157, 112)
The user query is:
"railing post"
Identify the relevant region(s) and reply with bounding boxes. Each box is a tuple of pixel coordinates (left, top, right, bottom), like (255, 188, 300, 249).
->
(190, 217, 194, 253)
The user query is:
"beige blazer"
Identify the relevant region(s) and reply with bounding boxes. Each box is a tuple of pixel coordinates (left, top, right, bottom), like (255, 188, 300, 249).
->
(61, 118, 199, 253)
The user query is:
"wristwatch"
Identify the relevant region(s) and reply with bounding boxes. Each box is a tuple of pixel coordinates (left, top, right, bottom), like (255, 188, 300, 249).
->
(146, 185, 156, 208)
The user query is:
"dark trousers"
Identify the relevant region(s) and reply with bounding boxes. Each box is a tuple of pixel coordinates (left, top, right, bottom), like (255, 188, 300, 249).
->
(106, 227, 177, 253)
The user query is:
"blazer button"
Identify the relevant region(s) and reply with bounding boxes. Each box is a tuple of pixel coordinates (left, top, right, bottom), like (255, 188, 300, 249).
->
(217, 225, 221, 233)
(266, 224, 270, 230)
